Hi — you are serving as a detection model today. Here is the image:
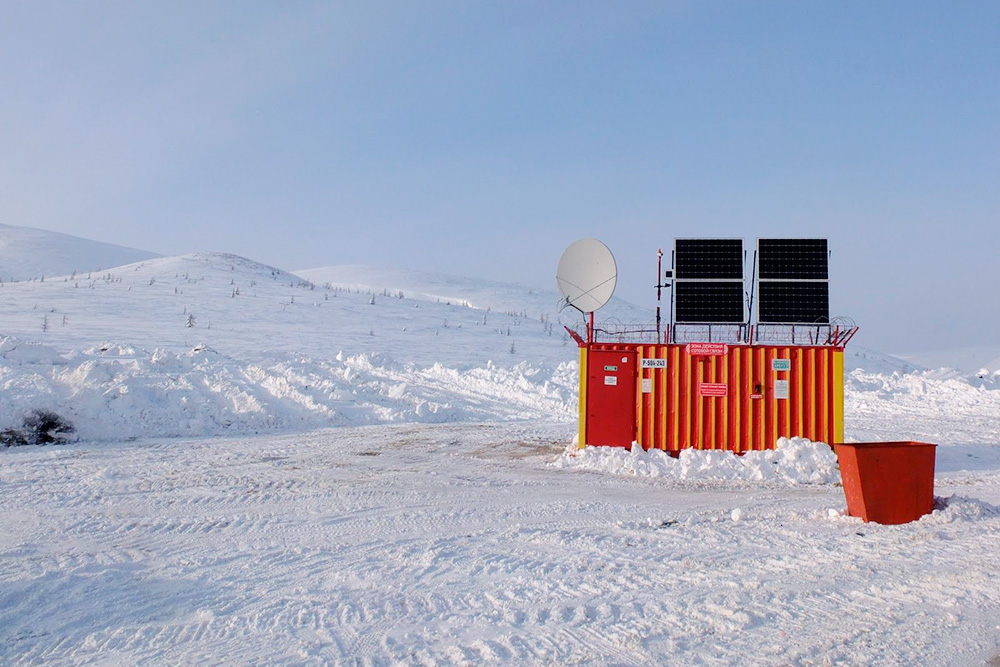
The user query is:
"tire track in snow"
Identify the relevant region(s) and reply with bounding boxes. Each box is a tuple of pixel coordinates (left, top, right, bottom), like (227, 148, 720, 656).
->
(3, 422, 999, 665)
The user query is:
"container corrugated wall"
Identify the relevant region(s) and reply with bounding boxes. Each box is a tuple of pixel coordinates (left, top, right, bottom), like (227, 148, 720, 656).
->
(581, 343, 845, 451)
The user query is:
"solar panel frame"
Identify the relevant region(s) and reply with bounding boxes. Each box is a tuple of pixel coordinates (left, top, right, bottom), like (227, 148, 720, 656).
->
(674, 282, 746, 324)
(757, 238, 828, 280)
(757, 281, 830, 324)
(672, 238, 746, 324)
(756, 238, 830, 324)
(674, 238, 744, 280)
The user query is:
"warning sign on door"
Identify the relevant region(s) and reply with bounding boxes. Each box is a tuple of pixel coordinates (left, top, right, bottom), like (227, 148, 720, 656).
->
(699, 383, 728, 397)
(686, 343, 728, 356)
(604, 376, 618, 386)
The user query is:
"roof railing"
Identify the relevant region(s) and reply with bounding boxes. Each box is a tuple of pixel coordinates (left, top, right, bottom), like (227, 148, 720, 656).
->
(567, 319, 858, 347)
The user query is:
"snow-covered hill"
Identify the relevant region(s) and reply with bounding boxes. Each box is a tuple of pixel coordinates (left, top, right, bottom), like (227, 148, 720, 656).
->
(1, 253, 589, 367)
(0, 252, 583, 440)
(295, 264, 652, 324)
(0, 223, 159, 282)
(0, 239, 997, 446)
(901, 344, 1000, 376)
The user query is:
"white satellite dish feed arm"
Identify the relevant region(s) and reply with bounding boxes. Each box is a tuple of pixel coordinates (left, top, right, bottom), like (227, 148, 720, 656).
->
(556, 238, 618, 313)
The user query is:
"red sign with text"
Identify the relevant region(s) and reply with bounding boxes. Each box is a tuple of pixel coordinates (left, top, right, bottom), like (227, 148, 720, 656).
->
(686, 343, 728, 356)
(699, 383, 729, 397)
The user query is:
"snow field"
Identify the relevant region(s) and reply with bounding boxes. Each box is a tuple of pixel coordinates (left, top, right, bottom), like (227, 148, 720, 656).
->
(845, 366, 1000, 444)
(2, 240, 1000, 664)
(2, 423, 999, 665)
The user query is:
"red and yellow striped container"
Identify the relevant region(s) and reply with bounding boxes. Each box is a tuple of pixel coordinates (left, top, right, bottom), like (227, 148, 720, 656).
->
(578, 343, 845, 451)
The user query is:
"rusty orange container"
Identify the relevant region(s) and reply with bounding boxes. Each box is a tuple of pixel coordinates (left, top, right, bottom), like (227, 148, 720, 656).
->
(834, 441, 937, 525)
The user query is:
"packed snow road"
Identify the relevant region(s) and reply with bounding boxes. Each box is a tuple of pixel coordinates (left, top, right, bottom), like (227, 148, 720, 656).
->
(2, 423, 1000, 665)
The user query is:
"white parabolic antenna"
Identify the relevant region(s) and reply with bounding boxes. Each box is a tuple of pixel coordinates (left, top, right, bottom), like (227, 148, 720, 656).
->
(556, 238, 617, 313)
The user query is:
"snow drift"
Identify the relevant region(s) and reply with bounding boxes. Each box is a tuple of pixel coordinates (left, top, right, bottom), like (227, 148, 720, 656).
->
(553, 437, 842, 485)
(0, 336, 577, 441)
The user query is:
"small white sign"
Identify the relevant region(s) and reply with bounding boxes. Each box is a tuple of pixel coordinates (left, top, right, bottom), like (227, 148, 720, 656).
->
(604, 376, 618, 386)
(641, 358, 667, 369)
(642, 378, 653, 394)
(774, 379, 790, 400)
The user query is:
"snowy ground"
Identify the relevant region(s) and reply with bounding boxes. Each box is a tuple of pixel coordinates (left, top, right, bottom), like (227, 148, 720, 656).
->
(2, 423, 1000, 665)
(3, 231, 1000, 664)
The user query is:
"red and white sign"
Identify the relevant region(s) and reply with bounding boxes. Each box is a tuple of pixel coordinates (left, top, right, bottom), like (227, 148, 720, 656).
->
(699, 383, 729, 397)
(686, 343, 728, 356)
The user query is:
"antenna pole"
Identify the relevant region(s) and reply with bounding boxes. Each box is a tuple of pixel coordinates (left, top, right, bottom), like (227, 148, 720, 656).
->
(655, 248, 663, 344)
(747, 249, 757, 344)
(669, 249, 676, 343)
(588, 312, 594, 344)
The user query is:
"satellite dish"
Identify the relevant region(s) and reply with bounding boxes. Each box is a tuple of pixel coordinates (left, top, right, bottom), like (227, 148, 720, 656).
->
(556, 238, 617, 313)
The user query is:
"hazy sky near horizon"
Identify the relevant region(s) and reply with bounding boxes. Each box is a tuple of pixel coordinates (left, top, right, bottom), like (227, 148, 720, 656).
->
(2, 2, 998, 354)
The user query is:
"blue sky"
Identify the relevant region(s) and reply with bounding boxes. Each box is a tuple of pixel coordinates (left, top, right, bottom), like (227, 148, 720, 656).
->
(2, 2, 997, 354)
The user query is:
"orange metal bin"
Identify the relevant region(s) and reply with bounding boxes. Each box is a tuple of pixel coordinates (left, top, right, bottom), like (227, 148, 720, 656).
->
(834, 441, 937, 525)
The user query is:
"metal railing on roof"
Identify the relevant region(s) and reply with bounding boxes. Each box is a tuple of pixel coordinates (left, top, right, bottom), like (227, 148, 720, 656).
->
(570, 317, 858, 348)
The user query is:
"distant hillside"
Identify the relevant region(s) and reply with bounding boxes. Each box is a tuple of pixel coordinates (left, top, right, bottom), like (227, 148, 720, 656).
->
(0, 252, 580, 369)
(1, 249, 997, 444)
(0, 223, 159, 282)
(0, 251, 582, 440)
(294, 264, 653, 325)
(900, 345, 1000, 375)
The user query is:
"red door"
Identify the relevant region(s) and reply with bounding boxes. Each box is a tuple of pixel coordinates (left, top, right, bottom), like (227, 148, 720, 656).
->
(586, 349, 637, 447)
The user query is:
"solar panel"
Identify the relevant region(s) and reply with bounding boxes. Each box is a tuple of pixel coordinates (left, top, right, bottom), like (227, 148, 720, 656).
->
(758, 239, 828, 280)
(674, 239, 743, 279)
(756, 238, 829, 324)
(673, 239, 745, 324)
(675, 282, 745, 323)
(758, 282, 829, 324)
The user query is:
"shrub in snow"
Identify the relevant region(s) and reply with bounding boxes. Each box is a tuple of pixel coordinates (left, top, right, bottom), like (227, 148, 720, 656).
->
(0, 409, 76, 448)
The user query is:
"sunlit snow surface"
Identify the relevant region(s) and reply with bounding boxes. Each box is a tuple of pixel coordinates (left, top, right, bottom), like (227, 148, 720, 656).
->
(1, 247, 1000, 664)
(2, 424, 1000, 665)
